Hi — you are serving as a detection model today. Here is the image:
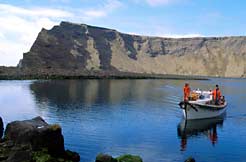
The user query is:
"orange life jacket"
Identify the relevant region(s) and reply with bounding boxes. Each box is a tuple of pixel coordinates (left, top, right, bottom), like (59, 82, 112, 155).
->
(183, 86, 190, 101)
(212, 88, 221, 100)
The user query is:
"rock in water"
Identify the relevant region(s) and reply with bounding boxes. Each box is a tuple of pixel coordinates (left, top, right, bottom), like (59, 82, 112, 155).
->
(117, 154, 143, 162)
(185, 156, 196, 162)
(0, 117, 3, 138)
(96, 153, 143, 162)
(0, 116, 80, 162)
(96, 153, 117, 162)
(5, 116, 64, 156)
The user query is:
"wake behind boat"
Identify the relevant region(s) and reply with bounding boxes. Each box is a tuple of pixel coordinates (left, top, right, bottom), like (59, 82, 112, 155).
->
(179, 89, 227, 120)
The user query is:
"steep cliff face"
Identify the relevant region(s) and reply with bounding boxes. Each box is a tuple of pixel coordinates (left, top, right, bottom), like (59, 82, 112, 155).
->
(20, 21, 246, 77)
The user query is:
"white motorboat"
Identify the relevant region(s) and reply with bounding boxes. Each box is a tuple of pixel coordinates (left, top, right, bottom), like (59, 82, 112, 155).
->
(179, 90, 227, 120)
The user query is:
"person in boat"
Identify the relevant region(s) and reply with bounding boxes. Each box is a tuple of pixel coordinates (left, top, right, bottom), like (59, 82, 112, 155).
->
(183, 83, 190, 102)
(212, 85, 221, 105)
(220, 96, 225, 104)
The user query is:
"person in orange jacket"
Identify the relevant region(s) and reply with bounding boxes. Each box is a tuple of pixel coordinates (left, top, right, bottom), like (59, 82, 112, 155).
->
(212, 85, 221, 105)
(183, 83, 190, 102)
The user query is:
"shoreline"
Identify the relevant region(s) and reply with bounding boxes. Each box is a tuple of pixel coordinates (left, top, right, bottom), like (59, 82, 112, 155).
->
(0, 74, 209, 80)
(0, 67, 210, 80)
(1, 66, 246, 80)
(1, 67, 246, 80)
(1, 73, 246, 80)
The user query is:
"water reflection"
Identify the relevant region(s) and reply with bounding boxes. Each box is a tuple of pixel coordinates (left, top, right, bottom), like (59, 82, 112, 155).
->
(29, 80, 181, 162)
(1, 79, 245, 162)
(177, 115, 225, 151)
(30, 80, 171, 108)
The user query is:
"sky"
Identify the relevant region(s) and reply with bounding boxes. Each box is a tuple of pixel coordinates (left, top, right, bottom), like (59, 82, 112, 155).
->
(0, 0, 246, 66)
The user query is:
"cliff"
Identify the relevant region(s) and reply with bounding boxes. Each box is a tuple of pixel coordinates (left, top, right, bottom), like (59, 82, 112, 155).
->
(17, 21, 246, 77)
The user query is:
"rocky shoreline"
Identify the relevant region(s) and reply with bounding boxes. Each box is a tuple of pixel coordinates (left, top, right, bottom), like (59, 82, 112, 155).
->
(0, 116, 196, 162)
(0, 117, 148, 162)
(0, 67, 209, 80)
(0, 116, 79, 162)
(96, 154, 143, 162)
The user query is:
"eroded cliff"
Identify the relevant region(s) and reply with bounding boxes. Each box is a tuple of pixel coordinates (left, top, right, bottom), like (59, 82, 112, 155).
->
(19, 21, 246, 77)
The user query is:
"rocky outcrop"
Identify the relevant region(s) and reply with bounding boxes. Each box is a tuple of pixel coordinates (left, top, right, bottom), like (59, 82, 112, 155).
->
(185, 157, 196, 162)
(18, 21, 246, 78)
(96, 154, 117, 162)
(4, 116, 65, 155)
(96, 153, 143, 162)
(0, 116, 80, 162)
(117, 154, 143, 162)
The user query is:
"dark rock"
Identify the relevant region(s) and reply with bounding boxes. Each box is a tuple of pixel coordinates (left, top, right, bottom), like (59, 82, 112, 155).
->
(65, 150, 80, 162)
(32, 149, 80, 162)
(185, 156, 195, 162)
(5, 116, 65, 156)
(96, 153, 143, 162)
(0, 117, 3, 138)
(117, 154, 143, 162)
(0, 116, 80, 162)
(6, 147, 32, 162)
(95, 153, 117, 162)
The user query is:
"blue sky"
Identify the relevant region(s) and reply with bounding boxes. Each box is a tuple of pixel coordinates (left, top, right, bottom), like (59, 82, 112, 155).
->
(0, 0, 246, 66)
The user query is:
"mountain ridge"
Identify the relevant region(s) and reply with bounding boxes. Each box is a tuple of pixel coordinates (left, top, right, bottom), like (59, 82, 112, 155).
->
(4, 21, 246, 78)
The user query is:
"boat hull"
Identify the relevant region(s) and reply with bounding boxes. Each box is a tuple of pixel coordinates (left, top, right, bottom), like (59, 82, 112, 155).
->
(183, 102, 227, 120)
(177, 116, 224, 137)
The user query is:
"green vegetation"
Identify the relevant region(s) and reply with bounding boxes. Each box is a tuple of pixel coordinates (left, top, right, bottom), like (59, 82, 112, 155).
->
(96, 153, 143, 162)
(32, 149, 75, 162)
(32, 149, 52, 162)
(49, 124, 61, 131)
(117, 154, 143, 162)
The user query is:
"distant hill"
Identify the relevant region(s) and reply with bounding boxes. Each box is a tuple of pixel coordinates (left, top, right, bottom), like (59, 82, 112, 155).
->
(13, 21, 246, 78)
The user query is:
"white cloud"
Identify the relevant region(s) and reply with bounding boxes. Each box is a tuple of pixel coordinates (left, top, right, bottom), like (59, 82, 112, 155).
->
(82, 0, 123, 19)
(133, 0, 183, 6)
(0, 3, 73, 66)
(0, 41, 28, 66)
(0, 33, 4, 39)
(127, 32, 203, 38)
(48, 0, 70, 3)
(0, 1, 202, 66)
(84, 10, 107, 18)
(0, 1, 123, 66)
(161, 33, 204, 38)
(124, 23, 203, 38)
(146, 0, 174, 6)
(0, 4, 73, 18)
(104, 0, 123, 11)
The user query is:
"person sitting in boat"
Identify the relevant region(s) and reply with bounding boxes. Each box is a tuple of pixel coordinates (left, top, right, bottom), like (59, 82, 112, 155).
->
(183, 83, 190, 102)
(220, 96, 225, 104)
(212, 85, 221, 105)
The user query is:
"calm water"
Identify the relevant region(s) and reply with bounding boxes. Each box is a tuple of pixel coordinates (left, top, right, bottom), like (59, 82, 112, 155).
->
(0, 79, 245, 162)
